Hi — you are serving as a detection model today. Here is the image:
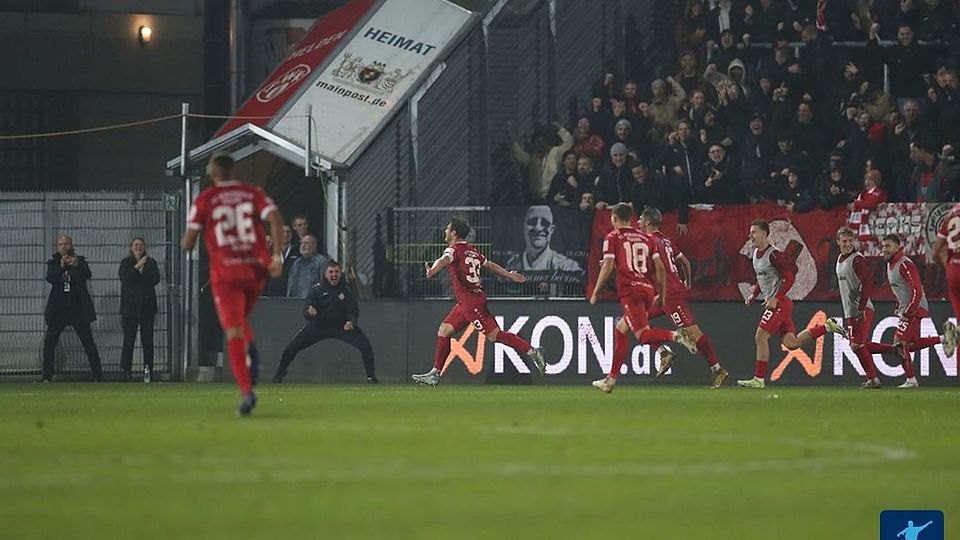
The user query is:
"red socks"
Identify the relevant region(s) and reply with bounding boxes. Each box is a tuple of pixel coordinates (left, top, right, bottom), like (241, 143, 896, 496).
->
(914, 337, 941, 350)
(433, 336, 451, 370)
(901, 350, 915, 378)
(808, 325, 827, 340)
(496, 331, 532, 354)
(696, 335, 718, 366)
(754, 361, 767, 379)
(227, 336, 251, 394)
(856, 347, 878, 379)
(609, 331, 629, 379)
(639, 328, 673, 345)
(866, 342, 893, 354)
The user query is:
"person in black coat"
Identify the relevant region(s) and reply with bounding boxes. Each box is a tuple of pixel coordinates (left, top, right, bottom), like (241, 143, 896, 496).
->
(118, 237, 160, 381)
(42, 235, 102, 382)
(272, 261, 377, 383)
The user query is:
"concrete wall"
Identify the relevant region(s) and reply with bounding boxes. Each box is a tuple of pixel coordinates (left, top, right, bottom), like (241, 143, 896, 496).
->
(247, 298, 960, 386)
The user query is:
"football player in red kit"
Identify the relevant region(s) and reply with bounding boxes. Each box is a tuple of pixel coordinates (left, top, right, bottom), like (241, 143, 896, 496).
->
(738, 220, 845, 389)
(639, 207, 727, 388)
(931, 203, 960, 349)
(874, 234, 957, 388)
(589, 203, 694, 393)
(412, 217, 546, 385)
(181, 154, 284, 416)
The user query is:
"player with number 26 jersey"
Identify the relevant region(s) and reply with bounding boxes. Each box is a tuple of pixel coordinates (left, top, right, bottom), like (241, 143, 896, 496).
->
(181, 154, 284, 417)
(188, 181, 276, 286)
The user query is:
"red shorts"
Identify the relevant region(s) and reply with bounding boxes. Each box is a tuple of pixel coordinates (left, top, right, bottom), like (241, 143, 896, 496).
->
(758, 297, 794, 336)
(211, 276, 266, 330)
(443, 302, 500, 334)
(620, 289, 655, 332)
(649, 289, 697, 328)
(894, 308, 928, 343)
(844, 308, 874, 346)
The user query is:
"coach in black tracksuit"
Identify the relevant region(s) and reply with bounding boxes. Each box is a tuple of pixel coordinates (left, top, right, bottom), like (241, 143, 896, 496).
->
(273, 261, 378, 383)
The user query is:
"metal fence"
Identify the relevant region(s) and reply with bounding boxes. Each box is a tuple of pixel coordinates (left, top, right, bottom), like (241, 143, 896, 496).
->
(0, 191, 186, 380)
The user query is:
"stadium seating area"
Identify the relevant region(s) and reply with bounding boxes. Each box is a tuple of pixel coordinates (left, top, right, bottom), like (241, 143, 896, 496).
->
(521, 0, 960, 219)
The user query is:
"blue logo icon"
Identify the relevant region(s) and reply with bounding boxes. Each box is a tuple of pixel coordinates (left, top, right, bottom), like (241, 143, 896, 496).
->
(880, 510, 943, 540)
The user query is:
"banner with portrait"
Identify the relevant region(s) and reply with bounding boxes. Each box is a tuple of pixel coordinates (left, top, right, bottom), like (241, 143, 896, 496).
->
(490, 205, 591, 296)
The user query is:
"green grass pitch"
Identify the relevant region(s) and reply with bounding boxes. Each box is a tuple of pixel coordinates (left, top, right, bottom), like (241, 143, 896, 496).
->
(1, 383, 957, 539)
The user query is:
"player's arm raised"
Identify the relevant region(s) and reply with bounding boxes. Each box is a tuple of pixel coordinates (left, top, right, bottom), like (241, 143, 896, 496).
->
(590, 257, 615, 304)
(482, 260, 525, 283)
(424, 254, 453, 279)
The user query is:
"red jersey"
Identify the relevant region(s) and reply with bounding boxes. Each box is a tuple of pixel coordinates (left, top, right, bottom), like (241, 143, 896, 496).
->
(651, 230, 687, 295)
(187, 181, 277, 283)
(442, 241, 488, 305)
(937, 203, 960, 264)
(602, 227, 659, 298)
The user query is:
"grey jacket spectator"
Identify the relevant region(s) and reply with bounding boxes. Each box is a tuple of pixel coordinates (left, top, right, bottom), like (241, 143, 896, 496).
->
(287, 235, 329, 298)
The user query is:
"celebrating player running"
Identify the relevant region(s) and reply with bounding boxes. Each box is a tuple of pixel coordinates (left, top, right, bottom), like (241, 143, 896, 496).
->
(412, 217, 546, 385)
(738, 220, 844, 389)
(589, 203, 695, 393)
(181, 153, 284, 416)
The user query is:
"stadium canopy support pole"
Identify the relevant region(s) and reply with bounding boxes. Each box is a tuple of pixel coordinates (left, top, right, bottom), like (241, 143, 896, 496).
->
(305, 104, 312, 177)
(180, 102, 191, 381)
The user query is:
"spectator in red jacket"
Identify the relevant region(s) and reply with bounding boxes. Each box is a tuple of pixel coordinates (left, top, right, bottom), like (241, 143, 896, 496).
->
(848, 169, 888, 212)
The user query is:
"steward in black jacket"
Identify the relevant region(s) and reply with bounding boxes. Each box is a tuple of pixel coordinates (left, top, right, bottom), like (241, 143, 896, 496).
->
(273, 261, 377, 383)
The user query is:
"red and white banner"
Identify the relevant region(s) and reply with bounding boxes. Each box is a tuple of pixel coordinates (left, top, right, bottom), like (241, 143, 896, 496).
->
(216, 0, 376, 137)
(587, 203, 953, 303)
(270, 0, 474, 164)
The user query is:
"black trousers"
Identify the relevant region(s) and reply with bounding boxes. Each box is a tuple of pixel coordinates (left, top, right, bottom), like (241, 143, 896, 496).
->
(121, 314, 155, 371)
(42, 317, 103, 380)
(276, 323, 376, 379)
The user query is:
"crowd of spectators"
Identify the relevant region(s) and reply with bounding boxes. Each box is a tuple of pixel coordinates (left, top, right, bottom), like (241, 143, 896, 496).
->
(511, 0, 960, 231)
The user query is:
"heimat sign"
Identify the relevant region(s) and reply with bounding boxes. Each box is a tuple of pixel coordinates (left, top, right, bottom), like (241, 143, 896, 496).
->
(271, 0, 474, 165)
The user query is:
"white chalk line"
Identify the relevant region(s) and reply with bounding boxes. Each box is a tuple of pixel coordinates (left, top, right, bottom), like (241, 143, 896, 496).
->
(0, 428, 915, 488)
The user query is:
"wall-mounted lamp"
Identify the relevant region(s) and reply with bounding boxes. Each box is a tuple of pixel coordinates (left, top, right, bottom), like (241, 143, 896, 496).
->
(138, 25, 152, 48)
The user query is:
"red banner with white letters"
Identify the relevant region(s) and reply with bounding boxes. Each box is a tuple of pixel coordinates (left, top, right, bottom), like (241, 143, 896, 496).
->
(587, 203, 952, 302)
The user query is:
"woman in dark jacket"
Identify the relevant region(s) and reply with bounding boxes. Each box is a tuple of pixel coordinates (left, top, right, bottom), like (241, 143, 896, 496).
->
(118, 237, 160, 381)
